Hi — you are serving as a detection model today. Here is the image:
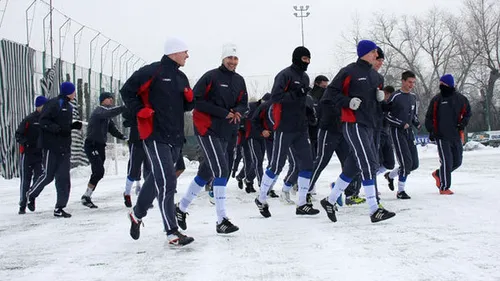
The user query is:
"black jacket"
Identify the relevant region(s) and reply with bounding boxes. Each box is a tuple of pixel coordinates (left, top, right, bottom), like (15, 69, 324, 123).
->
(120, 56, 194, 146)
(386, 90, 420, 129)
(192, 65, 248, 141)
(15, 111, 42, 156)
(251, 100, 274, 140)
(38, 95, 74, 153)
(425, 90, 471, 141)
(85, 105, 126, 145)
(269, 64, 310, 133)
(322, 59, 383, 128)
(306, 94, 319, 140)
(318, 98, 343, 134)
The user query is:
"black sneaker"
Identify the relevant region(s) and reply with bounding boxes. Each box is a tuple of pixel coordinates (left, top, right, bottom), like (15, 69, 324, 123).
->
(167, 230, 195, 246)
(245, 180, 256, 193)
(18, 206, 26, 215)
(236, 177, 244, 189)
(296, 204, 320, 215)
(268, 189, 279, 198)
(123, 193, 132, 208)
(396, 191, 411, 199)
(176, 203, 188, 230)
(216, 218, 239, 234)
(128, 211, 143, 240)
(384, 172, 394, 191)
(370, 208, 396, 223)
(255, 198, 271, 218)
(54, 208, 72, 218)
(27, 197, 35, 212)
(81, 196, 98, 208)
(320, 198, 337, 222)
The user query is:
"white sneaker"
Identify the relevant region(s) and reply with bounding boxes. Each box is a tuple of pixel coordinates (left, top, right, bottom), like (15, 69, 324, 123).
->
(281, 190, 295, 205)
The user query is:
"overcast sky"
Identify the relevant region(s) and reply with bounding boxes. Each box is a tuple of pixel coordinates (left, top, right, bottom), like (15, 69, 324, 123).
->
(1, 0, 461, 82)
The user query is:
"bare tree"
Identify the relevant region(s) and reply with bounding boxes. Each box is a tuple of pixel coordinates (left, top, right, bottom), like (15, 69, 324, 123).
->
(463, 0, 500, 130)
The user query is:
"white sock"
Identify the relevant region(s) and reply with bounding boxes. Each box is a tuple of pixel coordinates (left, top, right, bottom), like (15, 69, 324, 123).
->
(259, 171, 276, 204)
(282, 183, 293, 192)
(398, 181, 406, 193)
(124, 178, 134, 195)
(297, 176, 310, 206)
(377, 166, 387, 176)
(389, 168, 399, 179)
(84, 187, 93, 198)
(363, 183, 379, 215)
(328, 176, 350, 204)
(213, 185, 227, 224)
(179, 179, 204, 212)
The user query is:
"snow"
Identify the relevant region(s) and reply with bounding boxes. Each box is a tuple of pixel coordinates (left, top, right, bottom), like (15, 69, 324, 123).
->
(1, 144, 500, 281)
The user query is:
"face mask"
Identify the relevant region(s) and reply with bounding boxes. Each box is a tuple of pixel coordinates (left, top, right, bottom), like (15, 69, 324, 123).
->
(439, 84, 454, 97)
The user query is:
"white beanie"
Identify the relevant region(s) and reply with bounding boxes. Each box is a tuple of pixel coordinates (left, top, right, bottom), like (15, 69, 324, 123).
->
(164, 38, 188, 56)
(221, 43, 238, 60)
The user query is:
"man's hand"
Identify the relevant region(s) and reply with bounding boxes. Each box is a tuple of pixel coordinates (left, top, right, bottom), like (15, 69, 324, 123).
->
(404, 123, 410, 129)
(262, 130, 271, 138)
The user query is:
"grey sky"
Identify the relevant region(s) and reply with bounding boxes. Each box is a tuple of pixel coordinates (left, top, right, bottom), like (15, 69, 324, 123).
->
(1, 0, 461, 83)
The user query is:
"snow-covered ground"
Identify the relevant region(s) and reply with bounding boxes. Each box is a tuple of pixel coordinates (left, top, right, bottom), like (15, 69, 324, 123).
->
(1, 144, 499, 281)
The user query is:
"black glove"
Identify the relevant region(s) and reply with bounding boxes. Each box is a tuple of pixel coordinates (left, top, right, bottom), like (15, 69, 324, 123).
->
(71, 121, 83, 130)
(457, 123, 465, 131)
(429, 133, 436, 142)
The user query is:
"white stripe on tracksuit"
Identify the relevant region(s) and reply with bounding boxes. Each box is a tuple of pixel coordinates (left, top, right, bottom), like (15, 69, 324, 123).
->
(197, 135, 218, 177)
(310, 129, 328, 184)
(437, 139, 447, 189)
(269, 131, 283, 173)
(344, 123, 372, 181)
(284, 147, 297, 183)
(142, 140, 171, 231)
(208, 135, 222, 177)
(27, 150, 50, 198)
(391, 127, 406, 178)
(20, 154, 25, 200)
(127, 143, 134, 176)
(249, 139, 261, 184)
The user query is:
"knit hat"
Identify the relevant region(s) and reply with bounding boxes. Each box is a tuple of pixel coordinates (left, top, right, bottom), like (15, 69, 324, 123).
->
(292, 46, 311, 71)
(60, 82, 75, 96)
(99, 92, 114, 103)
(376, 47, 385, 60)
(221, 43, 238, 60)
(440, 74, 455, 87)
(164, 37, 188, 56)
(35, 96, 48, 107)
(357, 40, 378, 58)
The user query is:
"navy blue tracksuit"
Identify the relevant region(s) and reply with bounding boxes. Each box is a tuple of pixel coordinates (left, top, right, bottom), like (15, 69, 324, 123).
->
(192, 65, 248, 182)
(249, 100, 274, 185)
(322, 58, 383, 181)
(386, 90, 420, 179)
(267, 65, 313, 175)
(15, 111, 43, 208)
(27, 95, 76, 209)
(425, 89, 471, 190)
(120, 55, 194, 234)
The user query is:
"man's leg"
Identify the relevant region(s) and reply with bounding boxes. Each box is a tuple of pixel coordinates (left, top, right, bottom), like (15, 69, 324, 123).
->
(54, 152, 71, 215)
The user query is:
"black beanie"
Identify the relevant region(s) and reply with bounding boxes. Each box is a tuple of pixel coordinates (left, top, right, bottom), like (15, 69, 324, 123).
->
(292, 46, 311, 71)
(99, 92, 114, 103)
(376, 47, 385, 60)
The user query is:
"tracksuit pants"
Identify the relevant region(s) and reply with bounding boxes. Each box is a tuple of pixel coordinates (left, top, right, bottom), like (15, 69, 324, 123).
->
(27, 149, 71, 209)
(84, 140, 106, 187)
(391, 127, 419, 179)
(127, 141, 151, 181)
(436, 138, 463, 190)
(19, 153, 42, 207)
(133, 139, 180, 235)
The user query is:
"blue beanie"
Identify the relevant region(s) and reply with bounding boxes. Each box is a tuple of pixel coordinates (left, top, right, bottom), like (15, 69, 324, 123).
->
(357, 40, 378, 58)
(35, 96, 48, 107)
(60, 82, 75, 96)
(440, 74, 454, 87)
(99, 92, 114, 103)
